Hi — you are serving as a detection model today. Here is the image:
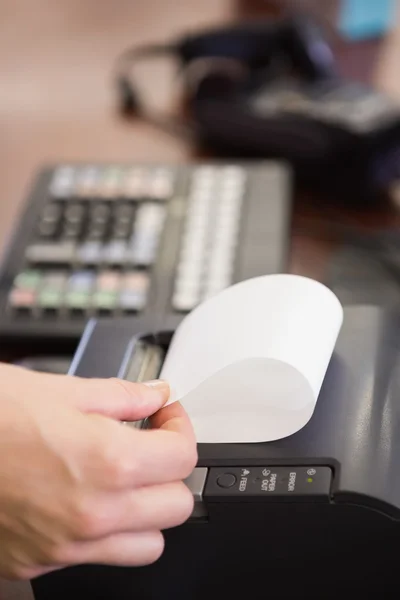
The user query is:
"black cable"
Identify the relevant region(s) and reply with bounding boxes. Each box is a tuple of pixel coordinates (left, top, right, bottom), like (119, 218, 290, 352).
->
(113, 41, 196, 141)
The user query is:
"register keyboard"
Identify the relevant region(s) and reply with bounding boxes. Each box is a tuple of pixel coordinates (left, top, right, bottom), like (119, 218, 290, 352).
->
(0, 161, 290, 349)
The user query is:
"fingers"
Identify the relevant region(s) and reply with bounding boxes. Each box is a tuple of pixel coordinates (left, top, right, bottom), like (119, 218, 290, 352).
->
(111, 481, 194, 533)
(124, 401, 197, 486)
(66, 531, 164, 568)
(0, 363, 171, 423)
(0, 364, 197, 579)
(73, 482, 194, 541)
(15, 532, 163, 578)
(14, 483, 189, 577)
(150, 400, 196, 441)
(22, 564, 67, 581)
(85, 413, 197, 490)
(69, 377, 171, 421)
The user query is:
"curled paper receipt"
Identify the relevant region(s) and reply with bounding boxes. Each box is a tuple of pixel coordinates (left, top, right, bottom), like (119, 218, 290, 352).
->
(160, 274, 343, 443)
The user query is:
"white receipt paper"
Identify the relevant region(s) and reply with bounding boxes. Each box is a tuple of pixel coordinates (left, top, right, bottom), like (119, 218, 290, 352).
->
(160, 274, 343, 443)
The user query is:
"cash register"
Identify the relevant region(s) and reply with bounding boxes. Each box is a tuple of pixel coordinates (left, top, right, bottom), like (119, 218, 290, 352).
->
(32, 300, 400, 600)
(0, 160, 289, 352)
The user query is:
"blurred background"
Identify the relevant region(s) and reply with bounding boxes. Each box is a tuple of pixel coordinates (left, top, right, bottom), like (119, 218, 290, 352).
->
(0, 0, 399, 273)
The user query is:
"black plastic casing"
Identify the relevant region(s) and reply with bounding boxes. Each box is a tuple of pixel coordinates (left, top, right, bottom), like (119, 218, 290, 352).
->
(0, 161, 290, 350)
(32, 304, 400, 599)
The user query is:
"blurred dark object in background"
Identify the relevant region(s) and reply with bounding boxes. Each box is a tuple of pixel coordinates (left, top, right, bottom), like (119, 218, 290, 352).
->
(238, 0, 393, 83)
(240, 0, 395, 41)
(115, 13, 400, 207)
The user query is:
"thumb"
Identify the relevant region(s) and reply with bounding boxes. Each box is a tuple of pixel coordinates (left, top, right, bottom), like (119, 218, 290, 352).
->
(70, 377, 170, 421)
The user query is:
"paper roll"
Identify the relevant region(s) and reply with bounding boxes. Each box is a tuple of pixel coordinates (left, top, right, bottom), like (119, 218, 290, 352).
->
(160, 274, 343, 443)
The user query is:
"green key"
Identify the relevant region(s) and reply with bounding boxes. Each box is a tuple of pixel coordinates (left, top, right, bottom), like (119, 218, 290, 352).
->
(93, 291, 117, 310)
(39, 289, 63, 308)
(15, 270, 41, 290)
(65, 290, 91, 309)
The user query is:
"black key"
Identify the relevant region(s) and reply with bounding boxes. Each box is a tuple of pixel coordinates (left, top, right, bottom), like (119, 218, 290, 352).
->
(37, 203, 63, 238)
(65, 203, 85, 224)
(112, 222, 131, 239)
(87, 223, 107, 240)
(63, 221, 82, 239)
(90, 203, 111, 223)
(37, 220, 59, 238)
(115, 204, 134, 222)
(41, 203, 63, 223)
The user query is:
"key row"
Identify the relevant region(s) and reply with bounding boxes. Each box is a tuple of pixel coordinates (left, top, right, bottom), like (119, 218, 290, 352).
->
(50, 165, 176, 201)
(49, 164, 247, 202)
(28, 204, 166, 266)
(172, 167, 245, 311)
(37, 201, 137, 241)
(26, 239, 157, 268)
(8, 269, 150, 315)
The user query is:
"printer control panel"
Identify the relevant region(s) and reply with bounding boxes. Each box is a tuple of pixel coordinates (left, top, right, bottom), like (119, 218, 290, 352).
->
(204, 466, 332, 503)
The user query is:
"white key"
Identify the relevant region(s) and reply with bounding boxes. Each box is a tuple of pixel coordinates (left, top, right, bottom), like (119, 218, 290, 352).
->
(189, 195, 213, 214)
(211, 227, 238, 247)
(122, 168, 146, 198)
(206, 260, 234, 280)
(176, 263, 204, 283)
(149, 178, 173, 200)
(207, 249, 234, 271)
(203, 273, 232, 295)
(75, 166, 101, 197)
(180, 248, 204, 267)
(218, 189, 244, 207)
(172, 291, 200, 312)
(174, 277, 202, 295)
(219, 178, 246, 197)
(102, 241, 127, 264)
(190, 181, 215, 198)
(217, 196, 240, 213)
(187, 201, 212, 218)
(192, 167, 217, 184)
(182, 225, 208, 246)
(220, 166, 246, 184)
(50, 166, 76, 198)
(148, 168, 174, 199)
(214, 229, 239, 247)
(206, 251, 234, 278)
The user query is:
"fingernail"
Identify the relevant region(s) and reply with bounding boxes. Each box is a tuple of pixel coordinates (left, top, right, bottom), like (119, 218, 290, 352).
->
(143, 379, 170, 393)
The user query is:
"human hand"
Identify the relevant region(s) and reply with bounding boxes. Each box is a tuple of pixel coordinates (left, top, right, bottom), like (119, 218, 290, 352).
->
(0, 363, 197, 580)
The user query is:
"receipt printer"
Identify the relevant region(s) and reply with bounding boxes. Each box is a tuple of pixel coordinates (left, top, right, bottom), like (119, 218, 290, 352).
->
(32, 305, 400, 600)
